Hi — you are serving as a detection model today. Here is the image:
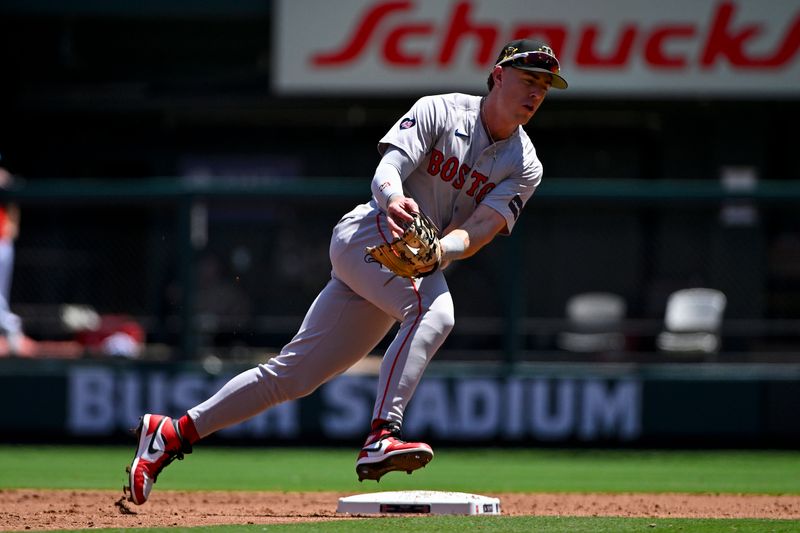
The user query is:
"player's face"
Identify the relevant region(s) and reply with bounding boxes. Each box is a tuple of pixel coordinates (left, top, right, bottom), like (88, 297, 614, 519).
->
(496, 67, 551, 125)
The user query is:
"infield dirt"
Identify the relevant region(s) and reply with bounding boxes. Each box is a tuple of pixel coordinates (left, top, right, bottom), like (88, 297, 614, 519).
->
(1, 489, 799, 530)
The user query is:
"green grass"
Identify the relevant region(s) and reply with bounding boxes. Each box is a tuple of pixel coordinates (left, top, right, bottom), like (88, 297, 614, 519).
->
(83, 516, 800, 533)
(1, 445, 798, 494)
(2, 446, 799, 532)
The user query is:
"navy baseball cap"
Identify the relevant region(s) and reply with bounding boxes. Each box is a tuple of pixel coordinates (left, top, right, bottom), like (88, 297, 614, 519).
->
(493, 39, 568, 90)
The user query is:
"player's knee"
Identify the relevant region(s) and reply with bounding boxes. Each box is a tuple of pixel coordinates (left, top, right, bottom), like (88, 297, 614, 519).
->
(425, 304, 455, 339)
(281, 383, 316, 401)
(272, 374, 321, 401)
(255, 362, 319, 404)
(441, 309, 456, 334)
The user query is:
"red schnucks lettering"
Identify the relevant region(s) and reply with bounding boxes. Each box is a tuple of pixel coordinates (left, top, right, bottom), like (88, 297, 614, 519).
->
(427, 149, 444, 176)
(438, 1, 498, 66)
(312, 1, 411, 66)
(310, 0, 799, 72)
(702, 2, 760, 67)
(385, 24, 434, 65)
(702, 2, 800, 68)
(756, 14, 800, 67)
(465, 171, 488, 197)
(645, 26, 695, 67)
(576, 24, 637, 67)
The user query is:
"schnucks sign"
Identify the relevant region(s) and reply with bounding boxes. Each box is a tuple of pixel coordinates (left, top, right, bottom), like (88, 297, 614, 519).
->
(274, 0, 800, 97)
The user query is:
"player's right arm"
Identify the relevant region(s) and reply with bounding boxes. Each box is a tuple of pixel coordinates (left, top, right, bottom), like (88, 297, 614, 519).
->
(371, 147, 419, 237)
(371, 95, 447, 237)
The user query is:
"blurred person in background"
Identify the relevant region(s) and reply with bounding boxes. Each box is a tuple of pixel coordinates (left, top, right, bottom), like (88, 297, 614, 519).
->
(123, 39, 568, 505)
(0, 160, 26, 355)
(195, 252, 251, 333)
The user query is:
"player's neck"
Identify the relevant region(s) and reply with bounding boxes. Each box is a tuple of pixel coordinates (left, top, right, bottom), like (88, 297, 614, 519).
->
(481, 94, 516, 141)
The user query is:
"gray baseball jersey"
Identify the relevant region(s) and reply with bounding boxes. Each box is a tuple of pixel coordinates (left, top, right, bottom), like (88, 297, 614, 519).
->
(379, 93, 542, 234)
(188, 93, 544, 438)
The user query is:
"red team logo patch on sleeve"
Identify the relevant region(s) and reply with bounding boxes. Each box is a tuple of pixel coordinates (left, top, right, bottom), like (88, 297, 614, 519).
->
(400, 117, 416, 129)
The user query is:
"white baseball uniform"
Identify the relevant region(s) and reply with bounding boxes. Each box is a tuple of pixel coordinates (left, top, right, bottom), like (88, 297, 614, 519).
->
(188, 93, 543, 437)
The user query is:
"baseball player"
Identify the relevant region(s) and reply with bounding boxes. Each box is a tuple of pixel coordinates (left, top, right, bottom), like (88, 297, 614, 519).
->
(125, 39, 568, 505)
(0, 164, 24, 355)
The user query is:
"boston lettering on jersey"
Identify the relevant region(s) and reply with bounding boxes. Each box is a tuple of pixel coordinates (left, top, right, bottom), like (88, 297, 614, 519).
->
(426, 148, 495, 204)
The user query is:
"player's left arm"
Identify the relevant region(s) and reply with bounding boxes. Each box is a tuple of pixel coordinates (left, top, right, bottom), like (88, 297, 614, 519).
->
(439, 205, 507, 262)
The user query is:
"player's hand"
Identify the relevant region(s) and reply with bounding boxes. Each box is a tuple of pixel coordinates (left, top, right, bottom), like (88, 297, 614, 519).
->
(386, 196, 420, 238)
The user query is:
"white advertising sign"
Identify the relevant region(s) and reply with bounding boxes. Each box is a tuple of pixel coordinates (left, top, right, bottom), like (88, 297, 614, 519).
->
(274, 0, 800, 97)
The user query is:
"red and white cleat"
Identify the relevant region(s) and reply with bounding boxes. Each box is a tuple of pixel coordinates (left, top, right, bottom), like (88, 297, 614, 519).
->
(124, 414, 191, 505)
(356, 421, 433, 482)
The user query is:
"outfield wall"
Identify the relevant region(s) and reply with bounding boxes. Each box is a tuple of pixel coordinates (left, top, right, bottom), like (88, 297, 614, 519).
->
(2, 359, 799, 447)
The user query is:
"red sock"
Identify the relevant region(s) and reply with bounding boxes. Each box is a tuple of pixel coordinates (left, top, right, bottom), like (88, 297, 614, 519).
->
(177, 414, 201, 445)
